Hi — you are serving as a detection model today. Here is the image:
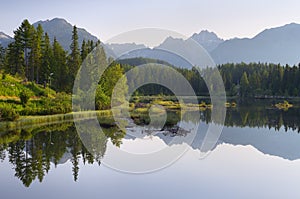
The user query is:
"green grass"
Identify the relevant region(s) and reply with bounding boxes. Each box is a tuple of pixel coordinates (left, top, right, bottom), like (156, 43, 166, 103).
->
(0, 72, 56, 98)
(0, 72, 71, 121)
(0, 110, 114, 132)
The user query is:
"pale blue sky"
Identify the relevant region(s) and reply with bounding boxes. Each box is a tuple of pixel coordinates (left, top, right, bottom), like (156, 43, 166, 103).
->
(1, 0, 300, 42)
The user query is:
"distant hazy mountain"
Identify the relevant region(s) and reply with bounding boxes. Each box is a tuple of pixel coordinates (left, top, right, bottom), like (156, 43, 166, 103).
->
(33, 18, 99, 52)
(106, 43, 147, 57)
(3, 18, 300, 66)
(191, 30, 224, 52)
(0, 32, 13, 47)
(118, 47, 193, 68)
(212, 23, 300, 65)
(114, 24, 300, 66)
(118, 36, 216, 68)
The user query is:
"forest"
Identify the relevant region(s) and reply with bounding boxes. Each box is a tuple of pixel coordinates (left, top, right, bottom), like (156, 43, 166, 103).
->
(119, 58, 300, 97)
(0, 20, 125, 120)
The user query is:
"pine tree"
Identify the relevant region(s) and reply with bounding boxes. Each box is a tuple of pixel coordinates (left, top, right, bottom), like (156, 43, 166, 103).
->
(0, 44, 5, 70)
(240, 72, 249, 97)
(30, 24, 43, 83)
(6, 37, 24, 76)
(80, 40, 88, 61)
(14, 19, 35, 80)
(52, 38, 68, 91)
(40, 33, 53, 85)
(68, 25, 81, 91)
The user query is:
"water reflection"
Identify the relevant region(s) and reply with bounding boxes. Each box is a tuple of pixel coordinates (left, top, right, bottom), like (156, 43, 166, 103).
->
(0, 122, 124, 187)
(1, 104, 300, 187)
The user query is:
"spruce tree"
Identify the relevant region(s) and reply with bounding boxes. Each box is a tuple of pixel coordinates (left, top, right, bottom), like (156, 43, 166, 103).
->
(40, 33, 53, 85)
(30, 24, 43, 83)
(15, 19, 35, 80)
(80, 40, 88, 61)
(68, 25, 81, 91)
(52, 38, 68, 91)
(6, 36, 24, 76)
(0, 44, 4, 70)
(240, 72, 250, 97)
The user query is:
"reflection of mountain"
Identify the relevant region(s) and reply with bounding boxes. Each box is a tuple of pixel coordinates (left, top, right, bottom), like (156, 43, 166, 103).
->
(143, 122, 300, 161)
(125, 105, 300, 161)
(220, 126, 300, 161)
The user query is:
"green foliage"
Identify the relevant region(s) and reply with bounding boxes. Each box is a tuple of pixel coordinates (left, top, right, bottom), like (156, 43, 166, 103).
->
(40, 33, 53, 83)
(0, 103, 19, 121)
(119, 60, 300, 98)
(67, 25, 81, 91)
(240, 72, 249, 97)
(52, 38, 68, 92)
(39, 93, 72, 115)
(95, 63, 128, 110)
(0, 44, 5, 69)
(19, 90, 30, 106)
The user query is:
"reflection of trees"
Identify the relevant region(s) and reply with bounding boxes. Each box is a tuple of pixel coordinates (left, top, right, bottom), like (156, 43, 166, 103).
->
(224, 107, 300, 132)
(1, 106, 300, 187)
(0, 122, 125, 187)
(183, 106, 300, 132)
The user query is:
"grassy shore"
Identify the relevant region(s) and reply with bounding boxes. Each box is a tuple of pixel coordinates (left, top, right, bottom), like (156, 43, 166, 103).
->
(0, 110, 114, 132)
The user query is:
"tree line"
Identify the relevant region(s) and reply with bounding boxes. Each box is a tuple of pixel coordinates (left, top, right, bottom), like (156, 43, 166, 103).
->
(119, 58, 300, 97)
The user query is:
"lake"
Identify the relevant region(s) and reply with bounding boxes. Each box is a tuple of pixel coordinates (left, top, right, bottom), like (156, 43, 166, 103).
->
(1, 100, 300, 199)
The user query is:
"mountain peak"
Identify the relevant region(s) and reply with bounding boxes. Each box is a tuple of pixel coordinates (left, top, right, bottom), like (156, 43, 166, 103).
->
(163, 36, 185, 43)
(191, 30, 224, 52)
(33, 18, 99, 51)
(35, 18, 69, 25)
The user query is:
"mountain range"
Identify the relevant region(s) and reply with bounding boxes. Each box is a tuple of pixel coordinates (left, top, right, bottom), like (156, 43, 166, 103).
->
(108, 23, 300, 66)
(1, 18, 300, 66)
(211, 23, 300, 65)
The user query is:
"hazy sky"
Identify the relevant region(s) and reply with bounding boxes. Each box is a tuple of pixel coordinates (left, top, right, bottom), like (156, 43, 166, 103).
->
(1, 0, 300, 42)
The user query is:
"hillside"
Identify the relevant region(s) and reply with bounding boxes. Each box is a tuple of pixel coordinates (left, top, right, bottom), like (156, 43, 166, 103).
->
(0, 72, 71, 121)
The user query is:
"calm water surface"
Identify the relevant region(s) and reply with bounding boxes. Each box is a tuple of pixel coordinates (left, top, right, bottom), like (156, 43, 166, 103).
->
(1, 103, 300, 199)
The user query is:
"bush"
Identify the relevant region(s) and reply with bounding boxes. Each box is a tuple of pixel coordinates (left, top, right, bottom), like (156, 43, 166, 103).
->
(19, 90, 31, 107)
(0, 104, 20, 121)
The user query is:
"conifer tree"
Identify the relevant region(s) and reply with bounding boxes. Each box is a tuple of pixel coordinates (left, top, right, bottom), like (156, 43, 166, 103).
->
(0, 44, 5, 70)
(52, 38, 68, 91)
(80, 40, 88, 61)
(30, 24, 43, 83)
(40, 33, 53, 84)
(67, 25, 81, 91)
(240, 72, 250, 97)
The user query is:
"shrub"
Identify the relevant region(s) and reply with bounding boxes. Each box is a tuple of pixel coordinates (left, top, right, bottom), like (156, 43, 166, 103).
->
(19, 90, 31, 107)
(0, 104, 20, 121)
